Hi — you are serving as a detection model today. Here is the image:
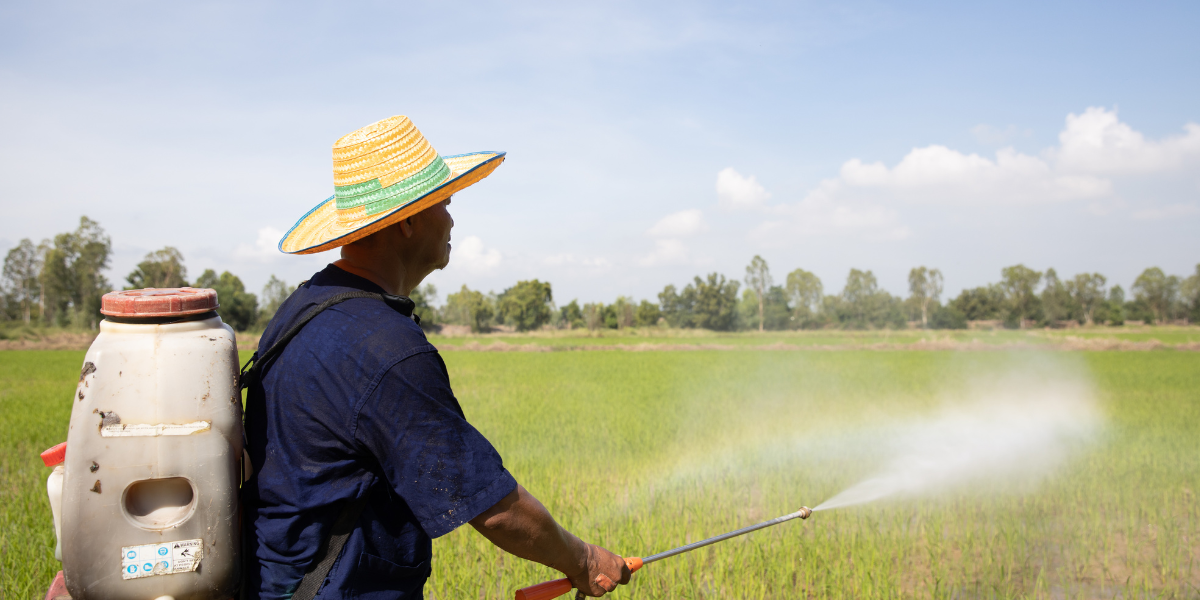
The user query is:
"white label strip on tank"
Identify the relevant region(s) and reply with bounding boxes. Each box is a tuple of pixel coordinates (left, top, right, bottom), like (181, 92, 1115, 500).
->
(101, 421, 211, 437)
(120, 539, 203, 579)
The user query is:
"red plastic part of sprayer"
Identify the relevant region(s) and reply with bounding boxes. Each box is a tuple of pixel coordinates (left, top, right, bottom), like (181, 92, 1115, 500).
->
(514, 558, 643, 600)
(99, 287, 219, 317)
(40, 442, 67, 467)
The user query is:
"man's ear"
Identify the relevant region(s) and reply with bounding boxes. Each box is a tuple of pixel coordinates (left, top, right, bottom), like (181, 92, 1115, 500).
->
(397, 216, 415, 238)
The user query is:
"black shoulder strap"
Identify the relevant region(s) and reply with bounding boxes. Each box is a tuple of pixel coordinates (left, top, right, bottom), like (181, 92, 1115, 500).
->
(290, 495, 369, 600)
(238, 291, 417, 391)
(239, 290, 415, 600)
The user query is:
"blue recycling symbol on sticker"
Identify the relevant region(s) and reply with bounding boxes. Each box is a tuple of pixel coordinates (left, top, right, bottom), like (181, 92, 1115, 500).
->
(158, 547, 168, 556)
(127, 551, 136, 559)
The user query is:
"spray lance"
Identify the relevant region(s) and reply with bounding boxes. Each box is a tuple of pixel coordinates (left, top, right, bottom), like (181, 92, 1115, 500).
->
(514, 506, 813, 600)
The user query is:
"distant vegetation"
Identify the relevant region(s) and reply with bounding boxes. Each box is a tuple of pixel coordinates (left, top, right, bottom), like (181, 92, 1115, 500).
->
(3, 216, 1199, 333)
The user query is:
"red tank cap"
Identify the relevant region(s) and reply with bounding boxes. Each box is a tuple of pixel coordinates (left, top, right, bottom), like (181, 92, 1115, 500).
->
(101, 287, 219, 318)
(41, 441, 67, 467)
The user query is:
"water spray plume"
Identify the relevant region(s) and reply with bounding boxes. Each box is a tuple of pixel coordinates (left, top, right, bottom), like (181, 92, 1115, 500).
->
(812, 369, 1101, 512)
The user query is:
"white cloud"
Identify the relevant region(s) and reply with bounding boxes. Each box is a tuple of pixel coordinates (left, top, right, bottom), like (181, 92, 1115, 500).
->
(716, 167, 771, 209)
(451, 235, 501, 273)
(839, 145, 1110, 204)
(637, 239, 689, 267)
(1131, 203, 1200, 221)
(234, 226, 285, 262)
(754, 180, 911, 242)
(745, 107, 1200, 248)
(1054, 107, 1200, 174)
(647, 209, 708, 237)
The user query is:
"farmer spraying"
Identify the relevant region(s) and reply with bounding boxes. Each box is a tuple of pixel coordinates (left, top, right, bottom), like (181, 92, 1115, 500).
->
(243, 116, 631, 599)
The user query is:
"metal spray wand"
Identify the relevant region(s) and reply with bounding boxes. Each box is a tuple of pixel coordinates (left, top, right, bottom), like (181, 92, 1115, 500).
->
(514, 506, 813, 600)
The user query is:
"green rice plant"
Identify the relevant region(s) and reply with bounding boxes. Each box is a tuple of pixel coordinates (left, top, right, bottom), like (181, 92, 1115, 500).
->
(1, 349, 1198, 599)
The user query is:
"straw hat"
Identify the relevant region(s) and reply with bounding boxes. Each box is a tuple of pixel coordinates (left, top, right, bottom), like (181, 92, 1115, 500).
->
(279, 115, 505, 254)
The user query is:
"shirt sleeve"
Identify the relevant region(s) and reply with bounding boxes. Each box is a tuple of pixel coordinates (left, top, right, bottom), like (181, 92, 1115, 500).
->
(353, 349, 517, 538)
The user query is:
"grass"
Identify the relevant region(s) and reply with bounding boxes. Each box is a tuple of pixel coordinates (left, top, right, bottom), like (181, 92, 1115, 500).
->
(427, 324, 1200, 349)
(2, 347, 1198, 599)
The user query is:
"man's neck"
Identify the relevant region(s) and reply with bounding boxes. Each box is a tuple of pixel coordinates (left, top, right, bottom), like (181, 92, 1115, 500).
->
(333, 258, 413, 296)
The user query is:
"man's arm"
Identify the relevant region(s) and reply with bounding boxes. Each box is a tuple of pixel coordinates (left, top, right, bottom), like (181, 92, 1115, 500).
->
(469, 483, 631, 597)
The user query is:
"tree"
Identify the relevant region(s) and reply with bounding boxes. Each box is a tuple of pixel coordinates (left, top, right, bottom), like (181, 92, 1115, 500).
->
(125, 247, 188, 289)
(1000, 264, 1043, 329)
(929, 304, 967, 329)
(193, 269, 259, 331)
(408, 283, 438, 329)
(762, 286, 790, 330)
(1131, 267, 1180, 324)
(3, 239, 44, 324)
(582, 302, 605, 331)
(1183, 264, 1200, 323)
(1067, 273, 1106, 325)
(837, 269, 904, 329)
(744, 255, 772, 332)
(739, 286, 790, 331)
(559, 300, 584, 329)
(785, 268, 823, 328)
(445, 285, 494, 332)
(635, 300, 661, 327)
(1040, 269, 1075, 326)
(256, 275, 291, 328)
(688, 273, 740, 331)
(950, 285, 1006, 321)
(907, 267, 944, 329)
(497, 280, 553, 332)
(658, 284, 694, 328)
(40, 216, 112, 328)
(610, 296, 635, 329)
(1102, 285, 1126, 325)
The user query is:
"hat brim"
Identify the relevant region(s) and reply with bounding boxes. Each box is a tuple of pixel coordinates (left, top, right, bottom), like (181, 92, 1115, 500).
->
(279, 151, 506, 255)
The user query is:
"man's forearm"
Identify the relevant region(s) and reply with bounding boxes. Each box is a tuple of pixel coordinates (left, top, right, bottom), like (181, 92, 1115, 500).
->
(469, 484, 588, 577)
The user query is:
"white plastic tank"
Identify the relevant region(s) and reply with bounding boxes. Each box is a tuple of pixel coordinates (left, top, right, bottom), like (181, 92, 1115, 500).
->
(59, 288, 243, 600)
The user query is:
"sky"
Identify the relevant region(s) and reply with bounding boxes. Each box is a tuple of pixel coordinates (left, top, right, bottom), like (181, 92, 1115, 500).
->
(1, 1, 1197, 306)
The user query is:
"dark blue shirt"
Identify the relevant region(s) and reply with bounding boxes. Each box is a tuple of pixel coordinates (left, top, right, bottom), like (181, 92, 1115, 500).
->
(244, 264, 517, 600)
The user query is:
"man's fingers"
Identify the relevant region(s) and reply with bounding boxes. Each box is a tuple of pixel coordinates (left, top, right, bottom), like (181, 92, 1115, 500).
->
(594, 573, 616, 592)
(618, 563, 632, 585)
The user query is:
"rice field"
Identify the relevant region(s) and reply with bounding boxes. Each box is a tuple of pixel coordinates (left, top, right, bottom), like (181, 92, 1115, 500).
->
(2, 347, 1198, 599)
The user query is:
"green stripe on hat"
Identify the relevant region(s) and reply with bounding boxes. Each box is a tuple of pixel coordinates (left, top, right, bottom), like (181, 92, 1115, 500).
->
(333, 179, 382, 198)
(334, 156, 450, 213)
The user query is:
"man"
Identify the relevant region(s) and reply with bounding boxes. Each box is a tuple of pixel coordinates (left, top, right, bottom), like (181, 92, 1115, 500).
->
(244, 116, 630, 599)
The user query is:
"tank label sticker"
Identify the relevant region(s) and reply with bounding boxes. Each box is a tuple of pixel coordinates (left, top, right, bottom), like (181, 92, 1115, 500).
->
(120, 539, 203, 579)
(102, 421, 211, 437)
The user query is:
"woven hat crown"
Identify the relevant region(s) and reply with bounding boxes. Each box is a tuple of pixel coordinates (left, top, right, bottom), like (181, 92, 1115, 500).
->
(330, 116, 451, 223)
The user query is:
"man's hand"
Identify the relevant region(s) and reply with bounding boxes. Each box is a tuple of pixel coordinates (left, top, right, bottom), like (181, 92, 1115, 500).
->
(470, 484, 631, 597)
(564, 543, 631, 597)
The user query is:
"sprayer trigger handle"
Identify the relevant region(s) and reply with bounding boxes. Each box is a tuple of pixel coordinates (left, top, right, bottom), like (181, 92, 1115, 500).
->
(514, 578, 571, 600)
(625, 556, 643, 573)
(513, 557, 644, 600)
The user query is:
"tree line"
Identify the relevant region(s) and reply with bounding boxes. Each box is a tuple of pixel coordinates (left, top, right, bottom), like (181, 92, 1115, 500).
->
(432, 258, 1200, 333)
(4, 216, 1199, 333)
(1, 217, 288, 331)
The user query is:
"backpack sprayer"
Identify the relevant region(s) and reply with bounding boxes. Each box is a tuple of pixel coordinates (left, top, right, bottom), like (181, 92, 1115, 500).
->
(514, 506, 813, 600)
(39, 288, 243, 600)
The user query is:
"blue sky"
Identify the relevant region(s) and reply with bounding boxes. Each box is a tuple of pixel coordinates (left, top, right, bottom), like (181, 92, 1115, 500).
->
(1, 1, 1197, 305)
